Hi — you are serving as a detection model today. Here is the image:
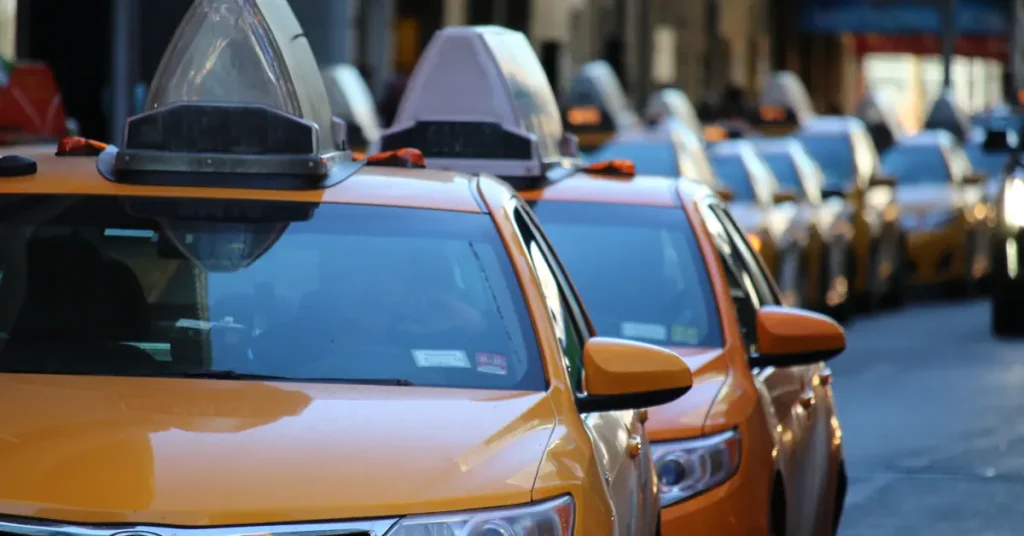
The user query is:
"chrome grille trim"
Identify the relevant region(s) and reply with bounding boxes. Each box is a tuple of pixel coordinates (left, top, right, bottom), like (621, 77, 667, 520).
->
(0, 518, 400, 536)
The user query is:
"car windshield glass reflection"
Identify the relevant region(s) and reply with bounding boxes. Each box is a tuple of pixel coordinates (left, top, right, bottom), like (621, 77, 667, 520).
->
(528, 201, 722, 348)
(586, 141, 680, 177)
(0, 196, 543, 390)
(709, 155, 757, 202)
(799, 135, 854, 188)
(881, 145, 949, 185)
(761, 153, 804, 198)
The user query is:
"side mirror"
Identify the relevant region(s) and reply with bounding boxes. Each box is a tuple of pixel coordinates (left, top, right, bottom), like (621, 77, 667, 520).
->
(773, 190, 798, 204)
(577, 337, 693, 413)
(715, 188, 735, 201)
(964, 172, 986, 185)
(753, 305, 845, 368)
(869, 174, 897, 188)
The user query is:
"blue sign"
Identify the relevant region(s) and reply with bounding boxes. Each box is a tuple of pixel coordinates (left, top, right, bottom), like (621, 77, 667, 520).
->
(800, 0, 1008, 36)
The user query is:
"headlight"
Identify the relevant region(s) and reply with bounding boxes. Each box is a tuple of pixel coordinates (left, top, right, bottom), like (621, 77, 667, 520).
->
(1003, 178, 1024, 230)
(384, 495, 574, 536)
(652, 429, 741, 508)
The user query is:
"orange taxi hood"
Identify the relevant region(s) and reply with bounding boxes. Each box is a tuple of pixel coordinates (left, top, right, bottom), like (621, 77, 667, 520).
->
(646, 346, 732, 440)
(0, 375, 556, 525)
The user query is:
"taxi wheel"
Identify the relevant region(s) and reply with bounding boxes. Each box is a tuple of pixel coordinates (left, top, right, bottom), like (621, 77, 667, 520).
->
(992, 293, 1024, 336)
(825, 248, 853, 323)
(879, 235, 907, 309)
(769, 476, 787, 536)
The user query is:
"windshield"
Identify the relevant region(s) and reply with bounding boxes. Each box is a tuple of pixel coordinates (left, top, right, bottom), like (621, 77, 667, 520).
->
(760, 153, 804, 198)
(709, 154, 757, 202)
(799, 135, 854, 188)
(586, 141, 680, 177)
(881, 144, 950, 185)
(0, 196, 543, 390)
(528, 201, 722, 348)
(965, 144, 1011, 180)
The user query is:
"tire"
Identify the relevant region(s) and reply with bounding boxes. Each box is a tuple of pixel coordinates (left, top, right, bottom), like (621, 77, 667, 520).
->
(832, 462, 848, 535)
(826, 245, 854, 323)
(992, 292, 1024, 337)
(769, 477, 787, 536)
(880, 234, 907, 309)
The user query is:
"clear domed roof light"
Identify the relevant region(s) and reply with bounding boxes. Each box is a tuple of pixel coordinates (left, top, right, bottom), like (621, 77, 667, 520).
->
(99, 0, 353, 188)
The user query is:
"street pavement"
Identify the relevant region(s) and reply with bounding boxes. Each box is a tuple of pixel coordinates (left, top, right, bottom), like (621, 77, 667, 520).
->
(834, 298, 1024, 535)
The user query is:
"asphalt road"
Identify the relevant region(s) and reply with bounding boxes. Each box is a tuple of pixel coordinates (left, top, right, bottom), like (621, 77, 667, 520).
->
(834, 298, 1024, 535)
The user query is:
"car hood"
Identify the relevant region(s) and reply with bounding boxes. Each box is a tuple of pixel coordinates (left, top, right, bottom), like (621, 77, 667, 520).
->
(896, 183, 956, 212)
(726, 201, 764, 232)
(646, 346, 730, 441)
(0, 374, 556, 525)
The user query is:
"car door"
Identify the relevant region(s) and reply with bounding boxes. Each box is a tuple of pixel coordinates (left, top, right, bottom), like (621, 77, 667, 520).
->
(702, 201, 825, 536)
(507, 200, 651, 536)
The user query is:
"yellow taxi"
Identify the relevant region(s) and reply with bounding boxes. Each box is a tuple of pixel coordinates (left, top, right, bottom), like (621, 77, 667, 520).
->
(880, 130, 988, 293)
(583, 120, 718, 187)
(748, 137, 856, 320)
(0, 5, 695, 536)
(320, 62, 382, 157)
(375, 22, 849, 536)
(798, 116, 907, 310)
(706, 139, 808, 308)
(561, 59, 640, 152)
(644, 87, 704, 138)
(750, 71, 816, 138)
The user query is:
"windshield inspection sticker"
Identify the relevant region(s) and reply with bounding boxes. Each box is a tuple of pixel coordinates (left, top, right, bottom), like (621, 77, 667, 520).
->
(671, 325, 700, 345)
(412, 350, 472, 369)
(475, 353, 508, 375)
(621, 322, 668, 341)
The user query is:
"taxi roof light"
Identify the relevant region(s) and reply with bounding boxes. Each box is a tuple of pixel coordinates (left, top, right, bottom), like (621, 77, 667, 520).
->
(365, 148, 426, 168)
(102, 0, 353, 188)
(56, 137, 108, 157)
(583, 159, 635, 178)
(375, 25, 564, 179)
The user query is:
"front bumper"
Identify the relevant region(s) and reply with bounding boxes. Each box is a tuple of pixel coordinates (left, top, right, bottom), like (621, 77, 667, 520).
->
(906, 226, 965, 285)
(660, 465, 766, 535)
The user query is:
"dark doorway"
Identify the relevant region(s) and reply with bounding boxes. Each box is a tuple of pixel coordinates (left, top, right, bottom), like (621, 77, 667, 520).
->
(22, 0, 112, 140)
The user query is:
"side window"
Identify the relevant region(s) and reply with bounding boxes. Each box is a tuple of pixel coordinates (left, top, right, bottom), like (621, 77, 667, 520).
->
(509, 201, 588, 393)
(710, 205, 780, 306)
(698, 202, 760, 353)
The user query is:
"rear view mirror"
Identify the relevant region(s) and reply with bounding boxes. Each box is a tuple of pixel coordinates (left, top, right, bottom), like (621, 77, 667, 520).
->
(715, 188, 735, 201)
(773, 190, 798, 204)
(753, 306, 845, 368)
(869, 174, 897, 188)
(577, 337, 693, 413)
(65, 118, 81, 138)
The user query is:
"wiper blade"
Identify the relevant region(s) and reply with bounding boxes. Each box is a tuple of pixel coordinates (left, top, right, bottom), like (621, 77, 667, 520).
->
(156, 370, 414, 385)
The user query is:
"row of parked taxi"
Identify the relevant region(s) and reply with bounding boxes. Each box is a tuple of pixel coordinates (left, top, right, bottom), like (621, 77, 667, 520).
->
(0, 1, 853, 535)
(556, 66, 1016, 331)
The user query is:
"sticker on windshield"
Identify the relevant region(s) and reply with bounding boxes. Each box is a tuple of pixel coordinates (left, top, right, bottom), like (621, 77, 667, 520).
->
(671, 325, 700, 345)
(621, 322, 668, 341)
(412, 350, 471, 369)
(475, 353, 508, 375)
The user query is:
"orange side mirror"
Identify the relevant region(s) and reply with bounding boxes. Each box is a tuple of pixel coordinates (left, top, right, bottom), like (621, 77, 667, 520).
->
(577, 337, 692, 412)
(754, 305, 845, 367)
(365, 148, 425, 168)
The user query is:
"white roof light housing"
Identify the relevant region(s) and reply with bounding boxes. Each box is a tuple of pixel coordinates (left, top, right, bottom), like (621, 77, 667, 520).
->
(375, 25, 570, 179)
(758, 71, 816, 125)
(321, 63, 383, 150)
(100, 0, 353, 189)
(564, 60, 639, 132)
(645, 88, 702, 138)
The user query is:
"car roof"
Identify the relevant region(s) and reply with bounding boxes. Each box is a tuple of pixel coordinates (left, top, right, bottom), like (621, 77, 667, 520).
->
(745, 136, 801, 154)
(0, 148, 490, 214)
(519, 172, 716, 208)
(706, 138, 754, 156)
(800, 115, 863, 134)
(896, 129, 956, 147)
(609, 128, 678, 144)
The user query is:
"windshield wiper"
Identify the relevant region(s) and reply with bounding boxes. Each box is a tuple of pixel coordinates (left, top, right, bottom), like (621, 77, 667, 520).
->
(153, 370, 414, 385)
